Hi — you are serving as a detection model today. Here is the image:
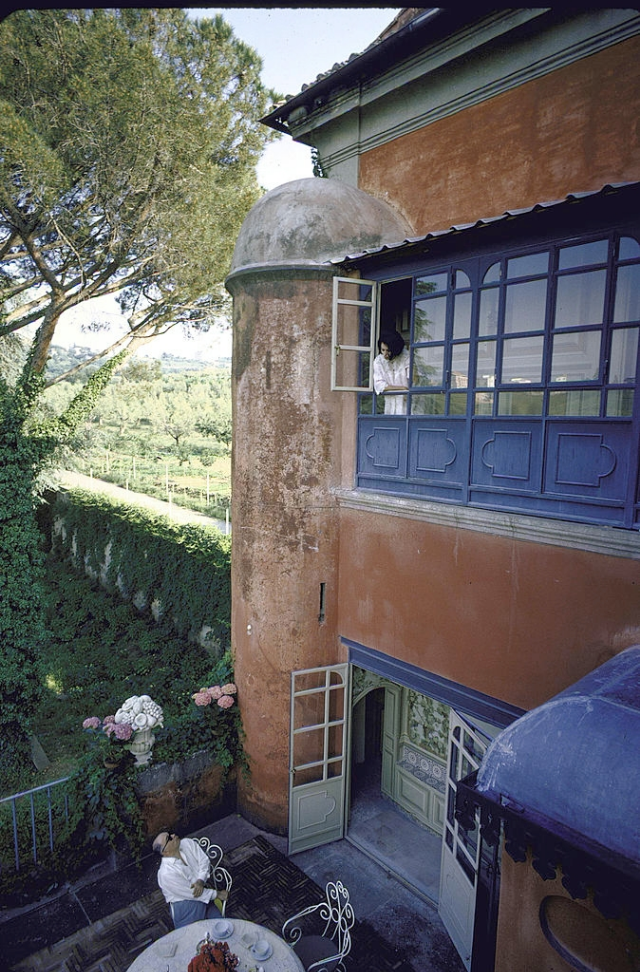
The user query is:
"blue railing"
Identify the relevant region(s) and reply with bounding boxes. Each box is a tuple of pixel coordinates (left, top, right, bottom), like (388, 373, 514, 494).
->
(0, 776, 71, 872)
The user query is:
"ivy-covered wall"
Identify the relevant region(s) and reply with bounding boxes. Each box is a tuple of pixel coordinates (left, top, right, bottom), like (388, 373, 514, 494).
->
(51, 489, 231, 655)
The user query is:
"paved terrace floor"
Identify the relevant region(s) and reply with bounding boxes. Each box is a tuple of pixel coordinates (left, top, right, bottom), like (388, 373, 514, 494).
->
(1, 813, 464, 972)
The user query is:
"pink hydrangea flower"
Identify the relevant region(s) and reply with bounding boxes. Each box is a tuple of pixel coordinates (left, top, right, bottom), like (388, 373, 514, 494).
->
(193, 691, 212, 706)
(217, 695, 235, 709)
(221, 683, 237, 695)
(103, 722, 116, 736)
(103, 714, 116, 724)
(207, 685, 224, 699)
(113, 722, 133, 740)
(83, 717, 101, 730)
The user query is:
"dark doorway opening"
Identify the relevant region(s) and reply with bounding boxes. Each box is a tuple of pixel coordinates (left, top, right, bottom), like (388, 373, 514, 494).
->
(348, 686, 443, 903)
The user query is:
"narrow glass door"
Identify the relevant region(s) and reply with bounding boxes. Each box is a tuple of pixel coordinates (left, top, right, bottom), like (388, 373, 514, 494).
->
(438, 710, 491, 970)
(288, 665, 350, 855)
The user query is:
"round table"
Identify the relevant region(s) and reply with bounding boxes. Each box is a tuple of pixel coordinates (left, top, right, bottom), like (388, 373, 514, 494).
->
(127, 917, 306, 972)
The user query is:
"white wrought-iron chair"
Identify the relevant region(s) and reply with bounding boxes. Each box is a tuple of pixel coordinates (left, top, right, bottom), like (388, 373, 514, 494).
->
(282, 880, 355, 972)
(195, 836, 233, 916)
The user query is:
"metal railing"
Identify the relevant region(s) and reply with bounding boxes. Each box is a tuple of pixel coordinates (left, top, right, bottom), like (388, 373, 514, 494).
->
(0, 776, 71, 872)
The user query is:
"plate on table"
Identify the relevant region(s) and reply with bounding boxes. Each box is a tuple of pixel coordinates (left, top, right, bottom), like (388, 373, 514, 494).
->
(251, 939, 273, 961)
(213, 919, 234, 939)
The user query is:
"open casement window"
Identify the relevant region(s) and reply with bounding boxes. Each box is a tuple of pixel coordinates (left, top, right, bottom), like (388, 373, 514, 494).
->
(331, 276, 378, 391)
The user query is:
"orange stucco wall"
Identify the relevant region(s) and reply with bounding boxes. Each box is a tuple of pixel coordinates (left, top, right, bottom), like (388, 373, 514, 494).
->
(359, 36, 640, 233)
(337, 507, 640, 711)
(229, 272, 349, 831)
(495, 852, 640, 972)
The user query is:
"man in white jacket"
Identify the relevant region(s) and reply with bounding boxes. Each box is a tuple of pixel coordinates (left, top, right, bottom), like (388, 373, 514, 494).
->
(153, 831, 228, 928)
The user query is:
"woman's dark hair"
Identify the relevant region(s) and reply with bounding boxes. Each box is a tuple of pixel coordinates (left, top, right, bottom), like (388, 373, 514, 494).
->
(378, 330, 405, 359)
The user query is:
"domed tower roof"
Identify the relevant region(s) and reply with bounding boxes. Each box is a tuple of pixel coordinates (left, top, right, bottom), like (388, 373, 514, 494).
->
(228, 177, 412, 279)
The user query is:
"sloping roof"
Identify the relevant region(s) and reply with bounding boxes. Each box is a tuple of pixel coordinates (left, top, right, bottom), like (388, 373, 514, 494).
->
(261, 7, 455, 133)
(333, 181, 640, 268)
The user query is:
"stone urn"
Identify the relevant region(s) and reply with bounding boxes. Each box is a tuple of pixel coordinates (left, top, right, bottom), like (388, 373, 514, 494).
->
(114, 694, 164, 767)
(129, 727, 156, 766)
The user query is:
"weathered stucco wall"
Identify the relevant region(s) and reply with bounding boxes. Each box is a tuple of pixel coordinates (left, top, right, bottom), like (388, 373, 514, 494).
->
(229, 271, 347, 831)
(495, 852, 640, 972)
(336, 506, 640, 711)
(137, 755, 234, 838)
(359, 35, 640, 233)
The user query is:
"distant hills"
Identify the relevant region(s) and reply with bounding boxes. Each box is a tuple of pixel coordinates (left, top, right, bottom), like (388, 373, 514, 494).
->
(47, 344, 231, 380)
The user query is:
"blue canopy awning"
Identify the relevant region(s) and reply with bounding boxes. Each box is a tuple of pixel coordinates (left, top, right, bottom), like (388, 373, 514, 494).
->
(457, 646, 640, 929)
(476, 645, 640, 867)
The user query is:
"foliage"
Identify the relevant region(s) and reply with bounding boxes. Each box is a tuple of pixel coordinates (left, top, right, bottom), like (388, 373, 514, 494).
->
(70, 452, 231, 521)
(158, 663, 244, 771)
(0, 396, 47, 774)
(56, 358, 233, 516)
(0, 781, 99, 904)
(0, 555, 242, 904)
(65, 746, 145, 858)
(0, 7, 273, 774)
(51, 488, 231, 646)
(0, 342, 128, 775)
(32, 558, 236, 782)
(0, 8, 277, 379)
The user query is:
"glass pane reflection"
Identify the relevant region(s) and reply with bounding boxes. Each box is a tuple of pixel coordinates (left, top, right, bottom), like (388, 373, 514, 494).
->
(453, 292, 472, 339)
(548, 389, 601, 416)
(607, 389, 634, 417)
(618, 236, 640, 261)
(551, 331, 601, 382)
(505, 279, 547, 333)
(476, 341, 496, 387)
(613, 265, 640, 323)
(609, 327, 638, 383)
(474, 392, 493, 415)
(558, 239, 607, 270)
(479, 288, 499, 335)
(415, 296, 447, 342)
(501, 334, 544, 384)
(411, 392, 445, 415)
(414, 346, 445, 386)
(451, 343, 469, 388)
(483, 262, 500, 284)
(498, 390, 543, 415)
(449, 392, 467, 415)
(416, 272, 448, 296)
(555, 270, 606, 328)
(507, 252, 549, 277)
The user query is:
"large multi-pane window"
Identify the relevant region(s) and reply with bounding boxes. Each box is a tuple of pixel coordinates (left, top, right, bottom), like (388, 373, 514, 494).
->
(334, 221, 640, 528)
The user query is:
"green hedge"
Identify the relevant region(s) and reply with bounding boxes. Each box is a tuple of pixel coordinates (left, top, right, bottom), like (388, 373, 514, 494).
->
(51, 488, 231, 653)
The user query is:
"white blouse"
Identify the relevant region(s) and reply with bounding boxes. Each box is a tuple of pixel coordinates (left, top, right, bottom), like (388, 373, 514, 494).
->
(373, 348, 410, 414)
(157, 838, 217, 905)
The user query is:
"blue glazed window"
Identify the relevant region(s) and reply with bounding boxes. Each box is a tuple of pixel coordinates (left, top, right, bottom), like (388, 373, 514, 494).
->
(357, 226, 640, 529)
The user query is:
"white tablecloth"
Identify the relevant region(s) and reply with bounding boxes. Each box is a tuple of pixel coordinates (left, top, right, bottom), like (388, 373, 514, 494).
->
(127, 917, 305, 972)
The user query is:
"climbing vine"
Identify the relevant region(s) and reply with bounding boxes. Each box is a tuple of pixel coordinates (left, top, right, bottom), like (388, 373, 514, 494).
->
(0, 350, 129, 778)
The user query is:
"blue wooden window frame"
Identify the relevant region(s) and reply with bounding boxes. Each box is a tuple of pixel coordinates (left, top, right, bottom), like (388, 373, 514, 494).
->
(357, 222, 640, 529)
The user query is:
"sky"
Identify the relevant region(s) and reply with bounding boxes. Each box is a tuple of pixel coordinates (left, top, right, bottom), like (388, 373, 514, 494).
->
(200, 7, 400, 192)
(57, 7, 400, 361)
